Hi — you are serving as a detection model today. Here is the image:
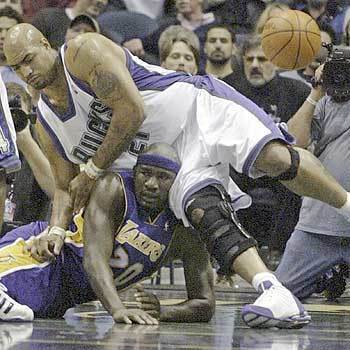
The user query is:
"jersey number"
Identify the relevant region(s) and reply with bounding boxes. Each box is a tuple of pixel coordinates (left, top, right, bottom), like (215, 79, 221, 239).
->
(110, 246, 144, 288)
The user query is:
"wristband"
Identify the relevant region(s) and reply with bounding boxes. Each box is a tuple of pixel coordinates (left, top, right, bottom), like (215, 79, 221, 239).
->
(306, 96, 318, 106)
(84, 158, 105, 180)
(48, 226, 66, 240)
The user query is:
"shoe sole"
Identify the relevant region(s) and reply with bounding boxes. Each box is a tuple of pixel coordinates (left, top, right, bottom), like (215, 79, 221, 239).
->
(242, 311, 311, 329)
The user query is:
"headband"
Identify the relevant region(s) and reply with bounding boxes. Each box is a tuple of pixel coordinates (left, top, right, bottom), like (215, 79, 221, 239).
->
(136, 154, 180, 174)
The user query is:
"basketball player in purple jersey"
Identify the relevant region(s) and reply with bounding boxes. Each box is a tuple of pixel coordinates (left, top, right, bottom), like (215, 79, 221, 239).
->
(0, 143, 215, 324)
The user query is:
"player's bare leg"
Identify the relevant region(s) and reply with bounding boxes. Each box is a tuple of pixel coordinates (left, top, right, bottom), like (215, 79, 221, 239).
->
(255, 141, 347, 209)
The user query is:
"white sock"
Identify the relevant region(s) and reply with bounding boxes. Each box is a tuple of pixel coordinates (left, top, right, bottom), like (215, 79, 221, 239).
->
(252, 272, 282, 292)
(337, 192, 350, 221)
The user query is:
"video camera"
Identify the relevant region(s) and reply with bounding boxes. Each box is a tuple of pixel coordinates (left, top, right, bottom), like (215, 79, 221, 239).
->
(321, 43, 350, 102)
(8, 95, 36, 132)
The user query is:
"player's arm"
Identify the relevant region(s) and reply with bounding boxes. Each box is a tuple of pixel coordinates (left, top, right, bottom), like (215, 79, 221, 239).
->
(137, 227, 215, 322)
(287, 64, 325, 148)
(27, 120, 79, 261)
(36, 120, 78, 229)
(83, 174, 158, 325)
(65, 33, 145, 170)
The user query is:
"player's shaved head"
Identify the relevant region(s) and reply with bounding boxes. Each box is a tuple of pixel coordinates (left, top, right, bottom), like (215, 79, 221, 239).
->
(4, 23, 48, 66)
(4, 23, 59, 90)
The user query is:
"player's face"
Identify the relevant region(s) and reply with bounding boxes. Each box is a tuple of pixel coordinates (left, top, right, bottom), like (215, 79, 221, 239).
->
(243, 46, 276, 87)
(176, 0, 203, 15)
(85, 0, 108, 17)
(65, 23, 96, 42)
(134, 164, 176, 211)
(162, 41, 198, 74)
(8, 44, 56, 90)
(205, 28, 235, 65)
(0, 0, 22, 14)
(0, 16, 18, 61)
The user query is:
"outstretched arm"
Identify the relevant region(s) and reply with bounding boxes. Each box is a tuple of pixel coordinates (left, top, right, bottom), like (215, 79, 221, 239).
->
(137, 226, 215, 322)
(83, 173, 158, 325)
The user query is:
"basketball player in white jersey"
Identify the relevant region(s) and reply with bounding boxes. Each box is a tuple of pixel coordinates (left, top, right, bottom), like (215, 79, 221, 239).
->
(0, 75, 21, 228)
(5, 23, 350, 328)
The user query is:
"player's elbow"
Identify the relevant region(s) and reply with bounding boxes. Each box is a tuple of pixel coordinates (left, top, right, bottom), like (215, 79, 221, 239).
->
(197, 298, 216, 322)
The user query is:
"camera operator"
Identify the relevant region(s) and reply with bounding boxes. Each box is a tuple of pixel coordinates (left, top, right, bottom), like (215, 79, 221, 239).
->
(6, 82, 53, 227)
(275, 45, 350, 301)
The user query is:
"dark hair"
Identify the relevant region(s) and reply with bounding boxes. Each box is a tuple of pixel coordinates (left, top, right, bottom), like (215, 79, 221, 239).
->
(318, 21, 336, 44)
(204, 24, 236, 43)
(240, 34, 262, 56)
(0, 6, 23, 24)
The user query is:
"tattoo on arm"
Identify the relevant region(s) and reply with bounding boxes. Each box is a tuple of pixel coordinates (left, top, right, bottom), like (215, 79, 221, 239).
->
(91, 69, 121, 100)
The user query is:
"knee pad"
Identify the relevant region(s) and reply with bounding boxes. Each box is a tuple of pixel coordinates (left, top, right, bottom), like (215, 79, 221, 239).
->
(273, 146, 300, 181)
(186, 184, 257, 275)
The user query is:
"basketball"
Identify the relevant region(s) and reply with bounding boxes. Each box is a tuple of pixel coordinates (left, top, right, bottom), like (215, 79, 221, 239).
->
(261, 10, 321, 70)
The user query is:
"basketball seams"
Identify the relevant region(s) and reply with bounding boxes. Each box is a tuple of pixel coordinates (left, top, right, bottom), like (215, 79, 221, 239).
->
(305, 18, 320, 56)
(261, 10, 321, 69)
(293, 10, 302, 70)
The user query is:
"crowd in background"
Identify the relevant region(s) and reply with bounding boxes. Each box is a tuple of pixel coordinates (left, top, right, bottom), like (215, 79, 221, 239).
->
(1, 0, 350, 285)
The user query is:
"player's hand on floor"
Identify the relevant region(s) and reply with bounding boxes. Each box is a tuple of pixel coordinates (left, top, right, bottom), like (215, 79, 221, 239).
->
(134, 284, 160, 319)
(112, 308, 159, 325)
(69, 171, 95, 213)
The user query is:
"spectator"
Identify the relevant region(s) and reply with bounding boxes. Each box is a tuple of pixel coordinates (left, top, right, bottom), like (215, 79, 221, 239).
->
(31, 0, 108, 49)
(0, 0, 23, 14)
(65, 14, 100, 42)
(22, 0, 72, 22)
(275, 61, 350, 301)
(159, 25, 200, 74)
(255, 2, 290, 34)
(204, 24, 239, 78)
(6, 82, 53, 225)
(0, 7, 24, 85)
(123, 0, 217, 68)
(106, 0, 166, 19)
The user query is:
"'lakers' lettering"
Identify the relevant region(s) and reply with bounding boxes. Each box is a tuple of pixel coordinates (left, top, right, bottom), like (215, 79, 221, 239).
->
(116, 220, 165, 262)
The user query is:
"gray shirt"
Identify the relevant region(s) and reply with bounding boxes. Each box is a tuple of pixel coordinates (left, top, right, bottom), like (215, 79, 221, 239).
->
(296, 96, 350, 236)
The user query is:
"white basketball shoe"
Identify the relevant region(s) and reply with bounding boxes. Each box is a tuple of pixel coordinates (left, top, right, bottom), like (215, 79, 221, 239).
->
(241, 282, 311, 329)
(0, 283, 34, 321)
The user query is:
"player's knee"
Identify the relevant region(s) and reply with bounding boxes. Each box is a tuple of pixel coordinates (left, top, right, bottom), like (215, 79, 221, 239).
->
(189, 208, 205, 227)
(256, 142, 300, 181)
(185, 185, 257, 275)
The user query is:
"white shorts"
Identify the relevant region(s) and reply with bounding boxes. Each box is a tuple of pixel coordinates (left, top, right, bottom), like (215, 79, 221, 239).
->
(170, 85, 292, 225)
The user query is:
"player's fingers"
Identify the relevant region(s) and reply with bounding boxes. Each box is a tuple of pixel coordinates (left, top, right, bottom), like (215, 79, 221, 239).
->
(130, 315, 146, 325)
(121, 316, 132, 324)
(135, 296, 153, 304)
(143, 314, 159, 325)
(53, 239, 63, 256)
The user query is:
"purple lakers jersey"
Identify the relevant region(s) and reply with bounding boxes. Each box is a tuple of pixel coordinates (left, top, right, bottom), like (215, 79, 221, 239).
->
(65, 170, 178, 291)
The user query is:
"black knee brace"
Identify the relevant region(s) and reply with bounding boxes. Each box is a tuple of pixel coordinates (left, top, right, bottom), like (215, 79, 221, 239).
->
(273, 146, 300, 181)
(185, 185, 257, 275)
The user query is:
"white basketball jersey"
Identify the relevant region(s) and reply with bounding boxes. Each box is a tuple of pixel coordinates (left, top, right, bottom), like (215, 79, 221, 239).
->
(37, 46, 196, 169)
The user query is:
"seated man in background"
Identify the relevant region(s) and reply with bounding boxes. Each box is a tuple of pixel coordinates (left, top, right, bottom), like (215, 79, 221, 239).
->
(0, 143, 215, 324)
(65, 14, 101, 43)
(158, 25, 200, 75)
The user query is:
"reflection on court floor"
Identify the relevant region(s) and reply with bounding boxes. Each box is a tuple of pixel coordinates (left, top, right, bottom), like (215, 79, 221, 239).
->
(3, 286, 350, 350)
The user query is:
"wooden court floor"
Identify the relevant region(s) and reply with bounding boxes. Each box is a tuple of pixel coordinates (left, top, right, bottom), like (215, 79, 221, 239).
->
(3, 285, 350, 350)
